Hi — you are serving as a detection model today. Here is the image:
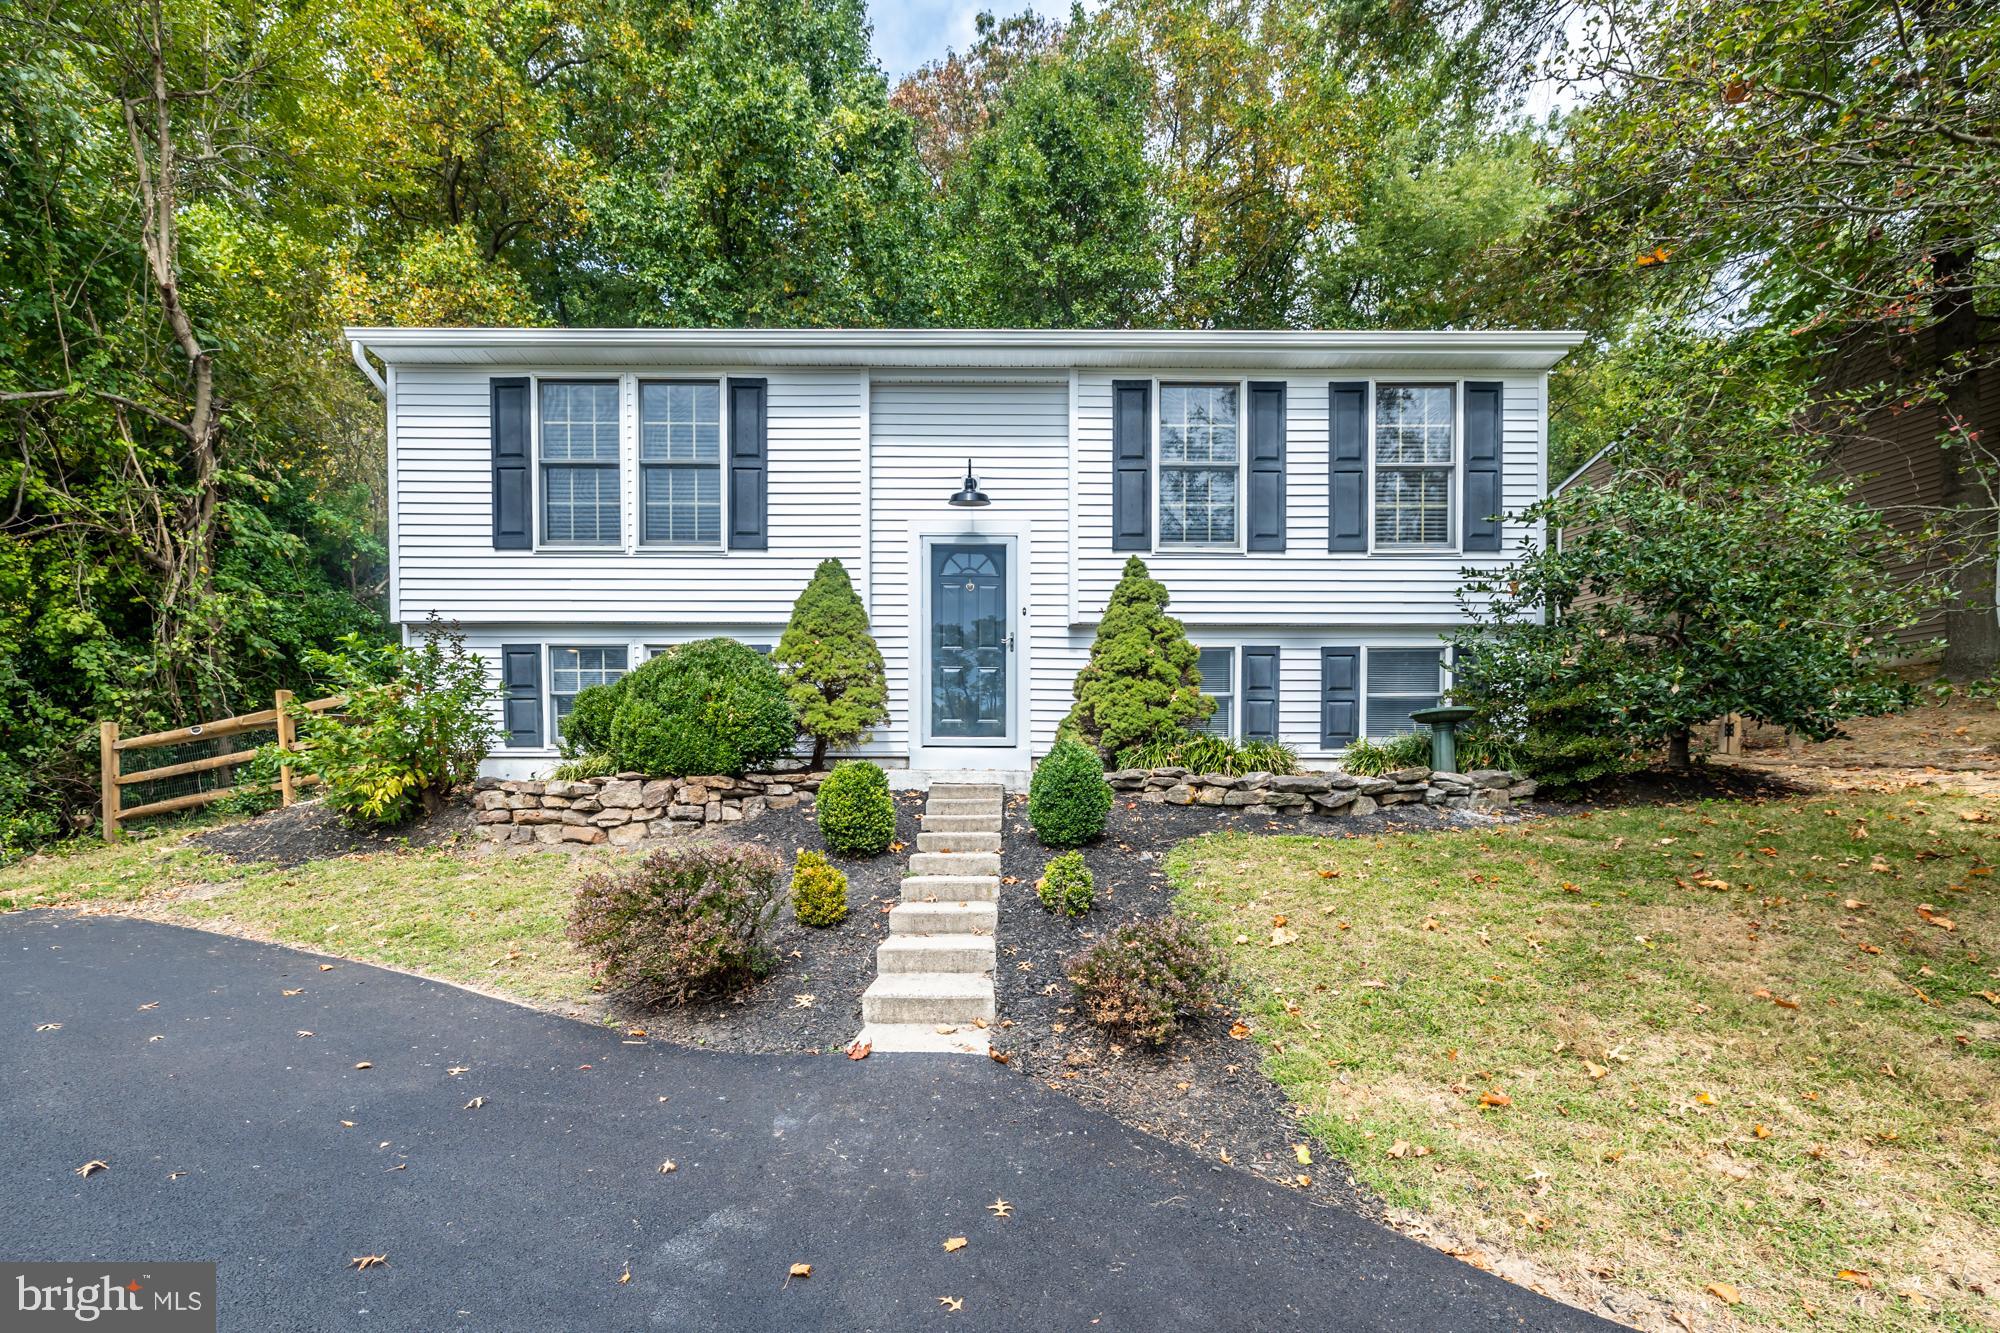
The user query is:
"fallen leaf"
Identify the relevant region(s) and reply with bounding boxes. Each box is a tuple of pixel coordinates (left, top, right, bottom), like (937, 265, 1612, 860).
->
(447, 1066, 469, 1076)
(74, 1160, 108, 1177)
(1915, 904, 1956, 931)
(35, 1023, 60, 1032)
(658, 1160, 676, 1174)
(1694, 1091, 1718, 1106)
(1387, 1139, 1411, 1159)
(463, 1097, 485, 1110)
(942, 1237, 968, 1253)
(1835, 1269, 1873, 1289)
(297, 1030, 314, 1038)
(1479, 1091, 1512, 1108)
(618, 1267, 631, 1285)
(137, 1002, 158, 1011)
(845, 1038, 871, 1060)
(1842, 898, 1865, 911)
(1752, 1123, 1772, 1139)
(938, 1296, 964, 1312)
(1228, 1021, 1250, 1040)
(987, 1198, 1013, 1218)
(1293, 1144, 1312, 1165)
(1269, 926, 1297, 947)
(348, 1255, 387, 1271)
(988, 1048, 1009, 1066)
(353, 1062, 372, 1070)
(319, 964, 335, 972)
(1584, 1061, 1608, 1081)
(282, 989, 303, 997)
(340, 1120, 355, 1127)
(1705, 1282, 1740, 1305)
(788, 1263, 812, 1279)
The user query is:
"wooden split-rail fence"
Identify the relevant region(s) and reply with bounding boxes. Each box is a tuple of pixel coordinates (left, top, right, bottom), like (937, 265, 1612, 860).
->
(99, 690, 344, 841)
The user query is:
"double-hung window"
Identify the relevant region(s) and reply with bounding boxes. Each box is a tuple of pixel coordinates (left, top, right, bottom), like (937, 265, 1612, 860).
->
(1366, 648, 1444, 738)
(639, 381, 722, 546)
(1196, 646, 1235, 738)
(540, 381, 621, 545)
(549, 646, 627, 740)
(1374, 385, 1454, 547)
(1159, 384, 1239, 546)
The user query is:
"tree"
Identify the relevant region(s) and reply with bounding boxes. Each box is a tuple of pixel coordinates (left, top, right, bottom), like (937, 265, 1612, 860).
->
(891, 8, 1062, 185)
(1064, 557, 1212, 755)
(1453, 334, 1930, 775)
(773, 559, 888, 768)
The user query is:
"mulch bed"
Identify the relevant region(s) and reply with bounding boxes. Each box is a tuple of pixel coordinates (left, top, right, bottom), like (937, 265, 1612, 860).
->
(188, 795, 479, 868)
(989, 791, 1515, 1213)
(618, 791, 927, 1054)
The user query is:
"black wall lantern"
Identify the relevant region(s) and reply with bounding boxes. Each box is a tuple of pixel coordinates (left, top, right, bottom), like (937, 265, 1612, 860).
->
(947, 458, 990, 508)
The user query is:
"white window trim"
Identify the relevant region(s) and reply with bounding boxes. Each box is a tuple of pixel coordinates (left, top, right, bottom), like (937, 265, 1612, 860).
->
(634, 376, 728, 551)
(1153, 377, 1249, 554)
(533, 376, 625, 551)
(1366, 379, 1463, 556)
(1196, 643, 1238, 739)
(546, 642, 631, 747)
(1359, 643, 1449, 741)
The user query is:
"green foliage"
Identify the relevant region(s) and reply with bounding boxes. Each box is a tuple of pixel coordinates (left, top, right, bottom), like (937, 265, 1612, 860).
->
(210, 749, 287, 818)
(559, 683, 621, 759)
(1339, 732, 1431, 778)
(1066, 915, 1229, 1047)
(566, 844, 784, 1006)
(814, 761, 897, 856)
(605, 639, 796, 778)
(1065, 558, 1213, 754)
(1454, 334, 1928, 785)
(774, 559, 888, 768)
(790, 850, 850, 927)
(289, 617, 497, 827)
(1114, 734, 1300, 777)
(548, 752, 618, 782)
(1036, 850, 1094, 918)
(1028, 736, 1114, 847)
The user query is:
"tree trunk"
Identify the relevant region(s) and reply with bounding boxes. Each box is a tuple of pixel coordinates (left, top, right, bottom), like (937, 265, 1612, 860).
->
(1666, 728, 1692, 769)
(1932, 245, 1999, 677)
(810, 736, 828, 770)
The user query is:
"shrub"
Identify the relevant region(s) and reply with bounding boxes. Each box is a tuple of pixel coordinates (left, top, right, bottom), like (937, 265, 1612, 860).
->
(566, 843, 784, 1006)
(1114, 733, 1300, 777)
(1067, 916, 1229, 1046)
(774, 558, 889, 768)
(1028, 736, 1113, 847)
(815, 760, 897, 855)
(1063, 557, 1212, 754)
(605, 638, 796, 777)
(549, 751, 618, 781)
(559, 683, 621, 758)
(790, 850, 850, 926)
(1036, 850, 1094, 917)
(289, 616, 497, 827)
(1339, 731, 1431, 777)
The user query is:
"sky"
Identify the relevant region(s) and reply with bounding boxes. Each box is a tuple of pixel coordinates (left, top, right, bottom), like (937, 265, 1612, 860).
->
(866, 1, 1081, 82)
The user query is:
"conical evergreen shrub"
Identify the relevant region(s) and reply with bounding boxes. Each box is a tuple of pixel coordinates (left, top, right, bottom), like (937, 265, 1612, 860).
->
(774, 558, 889, 769)
(1063, 556, 1212, 755)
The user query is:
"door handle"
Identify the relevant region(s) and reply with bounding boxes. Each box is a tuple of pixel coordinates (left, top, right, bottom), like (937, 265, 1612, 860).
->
(1006, 632, 1016, 653)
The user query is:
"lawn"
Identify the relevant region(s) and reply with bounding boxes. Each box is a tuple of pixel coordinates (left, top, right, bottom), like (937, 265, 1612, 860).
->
(0, 822, 615, 1009)
(1172, 790, 2000, 1331)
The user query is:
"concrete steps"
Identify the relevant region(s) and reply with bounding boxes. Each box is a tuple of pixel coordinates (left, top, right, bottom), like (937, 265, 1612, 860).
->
(857, 781, 1005, 1053)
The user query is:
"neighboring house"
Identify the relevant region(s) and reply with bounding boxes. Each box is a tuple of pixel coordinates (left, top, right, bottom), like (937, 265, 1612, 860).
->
(345, 328, 1583, 781)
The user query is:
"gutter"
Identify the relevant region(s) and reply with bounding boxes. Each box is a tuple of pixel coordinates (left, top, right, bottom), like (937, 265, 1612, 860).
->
(349, 338, 387, 394)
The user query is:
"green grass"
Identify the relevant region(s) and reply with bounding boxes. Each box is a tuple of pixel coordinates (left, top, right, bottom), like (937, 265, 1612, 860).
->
(1171, 791, 2000, 1331)
(1, 820, 631, 1008)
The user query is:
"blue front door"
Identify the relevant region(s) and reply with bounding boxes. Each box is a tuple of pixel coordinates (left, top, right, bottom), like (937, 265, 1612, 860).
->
(930, 543, 1008, 741)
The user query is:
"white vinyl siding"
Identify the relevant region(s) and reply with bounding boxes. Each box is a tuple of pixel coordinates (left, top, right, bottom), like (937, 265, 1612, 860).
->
(1196, 646, 1235, 737)
(639, 381, 722, 546)
(1365, 647, 1444, 738)
(540, 381, 621, 545)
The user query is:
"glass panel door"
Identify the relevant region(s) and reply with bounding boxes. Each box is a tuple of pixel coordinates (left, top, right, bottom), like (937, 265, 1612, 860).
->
(930, 543, 1008, 740)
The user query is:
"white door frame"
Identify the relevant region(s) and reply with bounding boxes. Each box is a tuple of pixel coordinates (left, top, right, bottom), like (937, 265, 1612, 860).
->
(910, 517, 1032, 773)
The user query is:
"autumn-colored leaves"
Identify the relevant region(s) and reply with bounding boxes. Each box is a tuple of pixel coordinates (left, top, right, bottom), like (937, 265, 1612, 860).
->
(777, 1199, 1015, 1312)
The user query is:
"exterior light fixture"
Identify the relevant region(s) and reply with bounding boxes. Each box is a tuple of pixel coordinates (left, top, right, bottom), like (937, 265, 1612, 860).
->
(947, 458, 990, 508)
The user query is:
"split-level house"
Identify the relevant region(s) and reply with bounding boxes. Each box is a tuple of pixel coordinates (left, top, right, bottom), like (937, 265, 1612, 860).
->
(345, 328, 1583, 783)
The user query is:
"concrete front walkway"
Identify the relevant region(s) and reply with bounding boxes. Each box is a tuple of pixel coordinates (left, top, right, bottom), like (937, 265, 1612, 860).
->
(1, 913, 1614, 1331)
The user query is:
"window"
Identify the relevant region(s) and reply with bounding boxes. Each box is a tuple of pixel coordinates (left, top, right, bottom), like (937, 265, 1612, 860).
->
(549, 646, 627, 740)
(1366, 648, 1443, 738)
(540, 381, 621, 545)
(1374, 385, 1454, 547)
(640, 382, 722, 545)
(1159, 384, 1239, 546)
(1196, 646, 1235, 737)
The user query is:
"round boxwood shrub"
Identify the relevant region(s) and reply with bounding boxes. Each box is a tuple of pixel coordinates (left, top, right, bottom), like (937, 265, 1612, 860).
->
(1067, 916, 1229, 1047)
(1036, 850, 1094, 917)
(815, 760, 897, 856)
(605, 638, 796, 777)
(566, 844, 784, 1006)
(561, 681, 621, 757)
(1028, 736, 1113, 847)
(791, 850, 850, 927)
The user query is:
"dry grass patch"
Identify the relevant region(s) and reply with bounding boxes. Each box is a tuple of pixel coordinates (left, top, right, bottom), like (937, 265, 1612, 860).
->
(1171, 791, 1999, 1332)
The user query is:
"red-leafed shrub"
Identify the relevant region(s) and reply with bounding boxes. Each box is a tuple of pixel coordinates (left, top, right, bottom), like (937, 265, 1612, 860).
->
(1066, 916, 1229, 1046)
(567, 844, 783, 1005)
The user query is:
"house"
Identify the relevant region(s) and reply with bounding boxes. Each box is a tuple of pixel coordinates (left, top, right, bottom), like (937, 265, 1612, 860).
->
(344, 327, 1584, 783)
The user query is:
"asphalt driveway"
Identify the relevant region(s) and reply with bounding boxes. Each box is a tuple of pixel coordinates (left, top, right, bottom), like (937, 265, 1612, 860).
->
(2, 913, 1612, 1331)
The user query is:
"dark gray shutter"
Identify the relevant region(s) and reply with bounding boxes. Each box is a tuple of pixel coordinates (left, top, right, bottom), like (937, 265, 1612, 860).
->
(1242, 646, 1280, 741)
(1111, 379, 1151, 551)
(1463, 381, 1504, 552)
(1320, 646, 1360, 749)
(500, 644, 543, 748)
(1246, 382, 1286, 552)
(1328, 382, 1369, 552)
(491, 377, 531, 550)
(727, 377, 768, 550)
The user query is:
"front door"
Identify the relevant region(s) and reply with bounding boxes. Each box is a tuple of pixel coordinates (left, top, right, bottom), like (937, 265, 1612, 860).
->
(928, 542, 1010, 743)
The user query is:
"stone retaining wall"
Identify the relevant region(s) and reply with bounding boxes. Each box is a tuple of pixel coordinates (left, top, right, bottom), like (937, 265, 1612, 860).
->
(1103, 765, 1536, 817)
(471, 770, 825, 846)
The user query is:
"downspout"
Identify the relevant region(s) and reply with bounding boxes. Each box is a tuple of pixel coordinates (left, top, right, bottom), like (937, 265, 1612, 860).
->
(349, 338, 387, 394)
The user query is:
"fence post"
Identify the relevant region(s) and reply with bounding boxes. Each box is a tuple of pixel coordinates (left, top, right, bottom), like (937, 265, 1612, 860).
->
(274, 689, 296, 807)
(100, 721, 121, 843)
